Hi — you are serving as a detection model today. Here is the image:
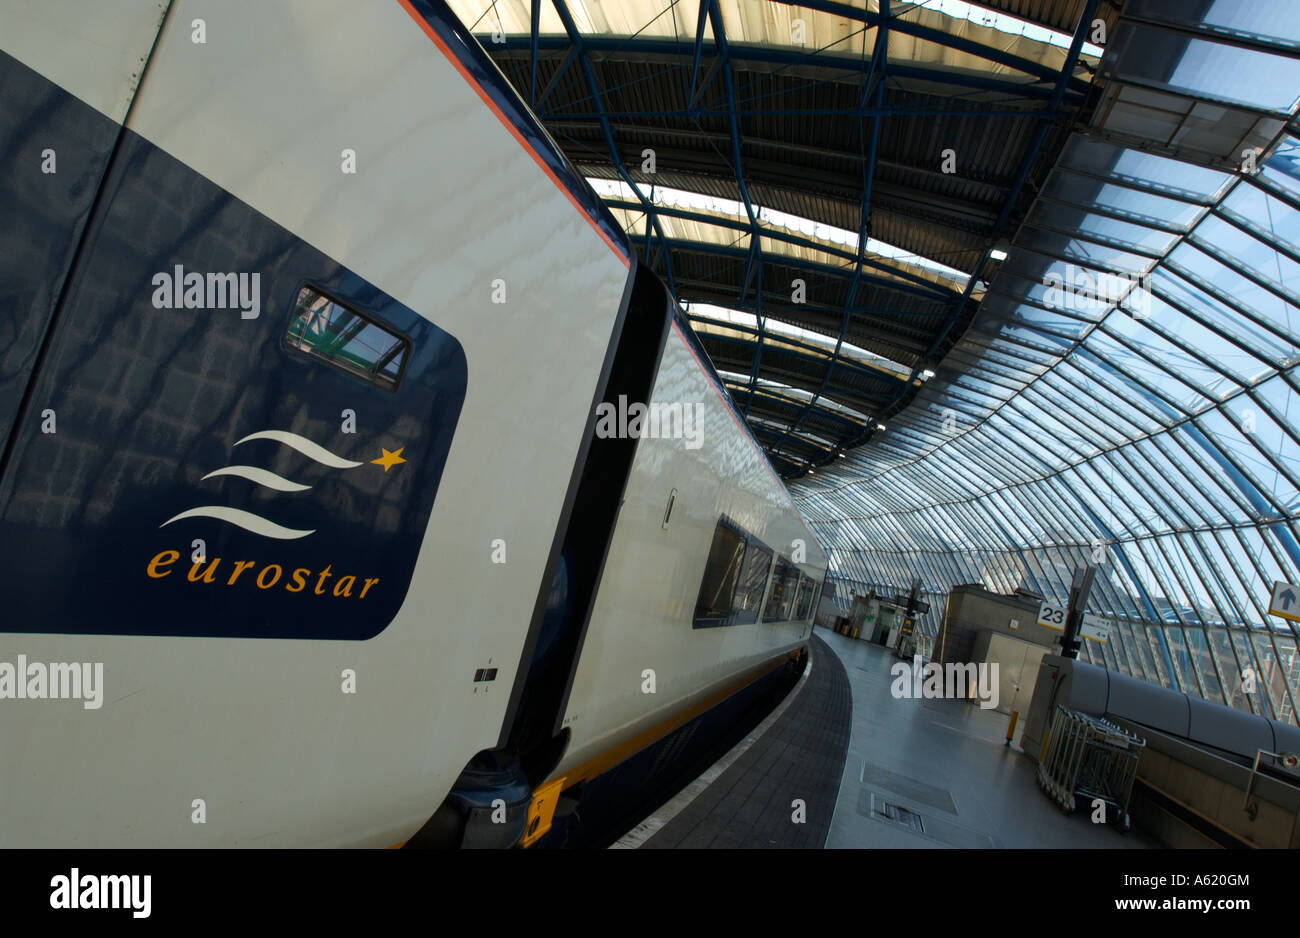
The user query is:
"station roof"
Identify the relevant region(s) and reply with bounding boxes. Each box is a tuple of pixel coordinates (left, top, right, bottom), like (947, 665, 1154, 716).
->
(450, 0, 1300, 726)
(791, 1, 1300, 724)
(449, 0, 1114, 476)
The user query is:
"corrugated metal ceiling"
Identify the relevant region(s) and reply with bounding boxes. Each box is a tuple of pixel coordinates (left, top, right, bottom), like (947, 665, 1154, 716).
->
(449, 0, 1116, 475)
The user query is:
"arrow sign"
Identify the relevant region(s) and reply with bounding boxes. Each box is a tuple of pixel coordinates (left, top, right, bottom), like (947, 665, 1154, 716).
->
(1270, 581, 1300, 623)
(1080, 613, 1111, 644)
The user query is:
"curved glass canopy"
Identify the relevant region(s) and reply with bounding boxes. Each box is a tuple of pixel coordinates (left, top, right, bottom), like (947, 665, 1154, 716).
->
(793, 3, 1300, 724)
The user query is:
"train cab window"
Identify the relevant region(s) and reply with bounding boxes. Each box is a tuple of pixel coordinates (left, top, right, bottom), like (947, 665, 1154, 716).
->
(693, 519, 746, 627)
(285, 285, 409, 392)
(763, 557, 798, 622)
(731, 540, 772, 626)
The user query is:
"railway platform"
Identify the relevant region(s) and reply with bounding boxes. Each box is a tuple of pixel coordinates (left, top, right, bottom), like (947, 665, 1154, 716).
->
(619, 627, 1156, 849)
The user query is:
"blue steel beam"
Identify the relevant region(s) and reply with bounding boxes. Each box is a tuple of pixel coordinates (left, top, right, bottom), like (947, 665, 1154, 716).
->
(548, 0, 678, 291)
(490, 37, 1086, 104)
(707, 0, 764, 420)
(705, 0, 760, 228)
(739, 234, 759, 298)
(762, 0, 1093, 92)
(530, 0, 540, 106)
(648, 201, 679, 297)
(683, 290, 933, 359)
(600, 199, 959, 302)
(859, 0, 1102, 453)
(740, 238, 766, 418)
(744, 254, 766, 418)
(651, 235, 954, 308)
(727, 386, 869, 432)
(682, 295, 947, 321)
(539, 106, 1061, 119)
(535, 45, 579, 109)
(692, 327, 907, 393)
(687, 0, 711, 107)
(766, 450, 805, 476)
(749, 423, 831, 456)
(770, 0, 890, 470)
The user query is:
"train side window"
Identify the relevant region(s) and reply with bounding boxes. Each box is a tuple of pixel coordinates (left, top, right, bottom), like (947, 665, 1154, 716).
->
(693, 518, 746, 627)
(763, 557, 798, 622)
(795, 575, 815, 621)
(731, 539, 772, 625)
(285, 285, 409, 392)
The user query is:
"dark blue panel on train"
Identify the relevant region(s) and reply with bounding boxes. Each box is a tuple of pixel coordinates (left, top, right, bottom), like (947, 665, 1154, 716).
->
(0, 125, 467, 640)
(0, 49, 120, 446)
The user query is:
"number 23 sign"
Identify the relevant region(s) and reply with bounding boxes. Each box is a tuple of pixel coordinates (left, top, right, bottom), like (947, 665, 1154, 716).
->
(1037, 601, 1067, 630)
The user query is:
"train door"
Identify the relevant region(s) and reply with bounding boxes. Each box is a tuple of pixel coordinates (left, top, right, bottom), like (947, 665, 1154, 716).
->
(0, 135, 468, 640)
(0, 2, 167, 444)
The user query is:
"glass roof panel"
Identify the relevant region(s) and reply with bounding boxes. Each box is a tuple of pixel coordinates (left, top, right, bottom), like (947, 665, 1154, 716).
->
(1221, 183, 1300, 257)
(1042, 173, 1204, 229)
(1123, 0, 1300, 47)
(1103, 301, 1240, 401)
(1108, 26, 1300, 112)
(1080, 329, 1212, 414)
(1028, 203, 1180, 254)
(1148, 267, 1297, 370)
(1262, 136, 1300, 200)
(1058, 137, 1231, 201)
(1167, 242, 1300, 341)
(1197, 406, 1300, 513)
(1194, 215, 1300, 302)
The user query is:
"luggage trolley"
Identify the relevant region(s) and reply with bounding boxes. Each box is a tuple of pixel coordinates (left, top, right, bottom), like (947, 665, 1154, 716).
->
(1036, 706, 1145, 831)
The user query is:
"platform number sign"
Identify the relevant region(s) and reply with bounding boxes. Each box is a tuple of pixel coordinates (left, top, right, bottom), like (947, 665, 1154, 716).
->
(1037, 601, 1066, 631)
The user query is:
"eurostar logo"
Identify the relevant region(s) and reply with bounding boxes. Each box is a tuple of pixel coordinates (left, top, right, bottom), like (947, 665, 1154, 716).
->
(146, 429, 402, 603)
(159, 429, 406, 540)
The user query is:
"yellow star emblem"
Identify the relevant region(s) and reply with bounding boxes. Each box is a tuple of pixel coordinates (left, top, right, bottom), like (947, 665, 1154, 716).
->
(371, 447, 407, 472)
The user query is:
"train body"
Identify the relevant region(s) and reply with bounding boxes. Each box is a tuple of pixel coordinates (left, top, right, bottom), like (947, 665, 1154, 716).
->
(0, 0, 827, 847)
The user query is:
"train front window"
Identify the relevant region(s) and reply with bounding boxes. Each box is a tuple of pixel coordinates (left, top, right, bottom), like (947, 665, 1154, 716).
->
(693, 519, 746, 626)
(285, 285, 409, 392)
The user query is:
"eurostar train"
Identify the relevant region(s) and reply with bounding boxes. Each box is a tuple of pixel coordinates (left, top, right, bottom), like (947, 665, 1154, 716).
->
(0, 0, 828, 848)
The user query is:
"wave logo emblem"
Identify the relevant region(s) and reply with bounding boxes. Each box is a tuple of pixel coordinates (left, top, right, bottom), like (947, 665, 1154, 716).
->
(159, 430, 406, 540)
